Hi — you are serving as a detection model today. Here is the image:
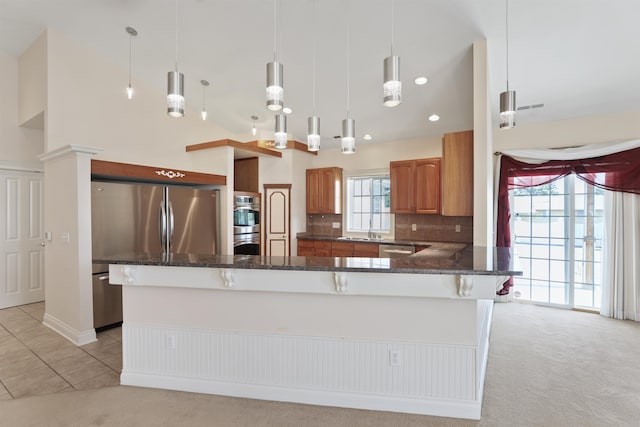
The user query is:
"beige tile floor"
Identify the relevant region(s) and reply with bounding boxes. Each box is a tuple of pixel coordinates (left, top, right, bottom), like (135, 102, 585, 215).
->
(0, 302, 122, 400)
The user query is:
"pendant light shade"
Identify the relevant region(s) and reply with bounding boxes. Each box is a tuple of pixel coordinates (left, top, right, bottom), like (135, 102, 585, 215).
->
(251, 115, 258, 136)
(341, 118, 355, 154)
(200, 80, 209, 121)
(167, 70, 184, 117)
(499, 90, 516, 129)
(307, 116, 320, 151)
(383, 55, 401, 107)
(266, 61, 284, 111)
(274, 114, 287, 149)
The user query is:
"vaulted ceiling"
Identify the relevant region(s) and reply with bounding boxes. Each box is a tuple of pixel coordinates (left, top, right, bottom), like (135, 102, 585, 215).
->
(2, 0, 639, 148)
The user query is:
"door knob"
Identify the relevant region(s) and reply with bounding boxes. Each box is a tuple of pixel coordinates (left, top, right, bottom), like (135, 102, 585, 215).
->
(40, 242, 46, 247)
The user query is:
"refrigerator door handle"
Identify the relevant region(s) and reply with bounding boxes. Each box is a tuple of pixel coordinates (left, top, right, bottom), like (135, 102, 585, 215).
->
(168, 201, 175, 249)
(159, 202, 167, 249)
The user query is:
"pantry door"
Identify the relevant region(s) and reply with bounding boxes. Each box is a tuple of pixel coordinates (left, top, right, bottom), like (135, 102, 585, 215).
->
(264, 184, 291, 256)
(0, 170, 45, 309)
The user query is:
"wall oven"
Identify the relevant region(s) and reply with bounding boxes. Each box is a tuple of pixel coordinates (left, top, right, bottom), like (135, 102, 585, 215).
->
(233, 192, 261, 255)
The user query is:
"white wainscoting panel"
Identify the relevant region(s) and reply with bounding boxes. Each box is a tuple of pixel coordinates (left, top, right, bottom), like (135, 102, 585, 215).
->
(122, 324, 484, 418)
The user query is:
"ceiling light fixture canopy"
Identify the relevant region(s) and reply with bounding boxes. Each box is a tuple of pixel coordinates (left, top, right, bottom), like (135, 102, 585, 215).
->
(383, 0, 401, 107)
(125, 26, 137, 99)
(499, 0, 516, 129)
(274, 114, 287, 149)
(167, 0, 184, 117)
(266, 0, 284, 111)
(200, 80, 209, 121)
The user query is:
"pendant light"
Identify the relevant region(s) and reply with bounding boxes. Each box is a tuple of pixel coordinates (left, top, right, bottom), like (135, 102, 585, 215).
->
(200, 80, 209, 120)
(266, 0, 284, 111)
(383, 0, 401, 107)
(499, 0, 516, 129)
(342, 1, 355, 154)
(167, 0, 184, 118)
(274, 114, 287, 149)
(125, 27, 137, 99)
(307, 0, 320, 152)
(251, 115, 258, 136)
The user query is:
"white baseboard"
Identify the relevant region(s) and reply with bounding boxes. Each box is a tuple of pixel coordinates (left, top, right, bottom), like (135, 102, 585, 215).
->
(121, 371, 481, 420)
(43, 313, 96, 346)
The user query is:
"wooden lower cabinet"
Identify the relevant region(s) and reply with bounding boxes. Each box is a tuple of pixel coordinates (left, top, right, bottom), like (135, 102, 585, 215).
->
(297, 239, 315, 256)
(298, 238, 381, 257)
(353, 242, 380, 257)
(331, 241, 354, 257)
(314, 240, 332, 257)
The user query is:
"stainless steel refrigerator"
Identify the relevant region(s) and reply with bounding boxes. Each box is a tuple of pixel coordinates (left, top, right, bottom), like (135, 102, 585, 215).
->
(91, 180, 220, 329)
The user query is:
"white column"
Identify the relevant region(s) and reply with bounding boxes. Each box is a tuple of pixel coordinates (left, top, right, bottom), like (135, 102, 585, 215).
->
(472, 40, 494, 246)
(39, 144, 102, 345)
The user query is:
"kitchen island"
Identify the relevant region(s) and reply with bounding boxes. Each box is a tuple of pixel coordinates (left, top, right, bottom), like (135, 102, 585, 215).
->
(98, 247, 520, 420)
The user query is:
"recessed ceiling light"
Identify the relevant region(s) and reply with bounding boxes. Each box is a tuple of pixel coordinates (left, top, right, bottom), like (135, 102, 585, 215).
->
(414, 76, 428, 85)
(428, 114, 440, 122)
(363, 134, 373, 140)
(282, 107, 292, 114)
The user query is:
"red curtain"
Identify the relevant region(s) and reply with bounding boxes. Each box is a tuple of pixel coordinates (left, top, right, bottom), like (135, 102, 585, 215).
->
(496, 146, 640, 294)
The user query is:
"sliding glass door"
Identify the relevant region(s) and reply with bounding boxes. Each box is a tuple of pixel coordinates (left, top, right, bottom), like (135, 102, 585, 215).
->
(510, 175, 604, 309)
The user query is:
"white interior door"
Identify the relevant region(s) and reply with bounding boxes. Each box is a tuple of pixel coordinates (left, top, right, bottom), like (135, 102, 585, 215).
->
(264, 185, 290, 256)
(0, 170, 45, 309)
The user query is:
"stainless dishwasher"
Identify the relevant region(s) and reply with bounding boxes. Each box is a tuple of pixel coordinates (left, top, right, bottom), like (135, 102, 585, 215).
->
(378, 244, 415, 258)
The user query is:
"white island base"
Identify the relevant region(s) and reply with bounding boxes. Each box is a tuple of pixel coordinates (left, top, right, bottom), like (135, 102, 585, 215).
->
(110, 264, 507, 420)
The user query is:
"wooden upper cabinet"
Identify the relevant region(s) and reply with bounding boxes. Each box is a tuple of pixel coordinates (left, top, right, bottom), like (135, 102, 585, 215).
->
(234, 157, 259, 192)
(306, 167, 343, 214)
(306, 169, 322, 214)
(390, 158, 441, 214)
(415, 158, 441, 214)
(390, 160, 415, 213)
(442, 130, 474, 216)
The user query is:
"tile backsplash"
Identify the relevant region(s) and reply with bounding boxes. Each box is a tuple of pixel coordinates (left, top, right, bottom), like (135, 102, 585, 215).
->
(395, 214, 473, 243)
(306, 214, 343, 237)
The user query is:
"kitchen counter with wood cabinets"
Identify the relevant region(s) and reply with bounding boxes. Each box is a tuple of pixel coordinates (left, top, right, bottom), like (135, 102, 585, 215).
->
(296, 235, 470, 258)
(102, 248, 519, 420)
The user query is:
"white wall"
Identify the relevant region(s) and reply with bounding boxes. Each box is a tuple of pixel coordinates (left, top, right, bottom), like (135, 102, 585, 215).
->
(310, 137, 442, 171)
(0, 51, 44, 168)
(17, 30, 46, 128)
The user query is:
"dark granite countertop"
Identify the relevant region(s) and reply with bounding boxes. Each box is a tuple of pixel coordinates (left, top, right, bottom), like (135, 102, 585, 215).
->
(94, 246, 521, 276)
(295, 233, 467, 249)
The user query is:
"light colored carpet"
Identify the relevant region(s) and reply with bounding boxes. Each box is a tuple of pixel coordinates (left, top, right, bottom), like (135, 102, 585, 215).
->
(1, 302, 639, 427)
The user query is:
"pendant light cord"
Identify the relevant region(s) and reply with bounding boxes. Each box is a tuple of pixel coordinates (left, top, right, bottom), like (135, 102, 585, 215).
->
(128, 33, 132, 85)
(346, 0, 350, 119)
(312, 0, 316, 114)
(175, 0, 179, 71)
(391, 0, 394, 55)
(273, 0, 277, 61)
(505, 0, 509, 91)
